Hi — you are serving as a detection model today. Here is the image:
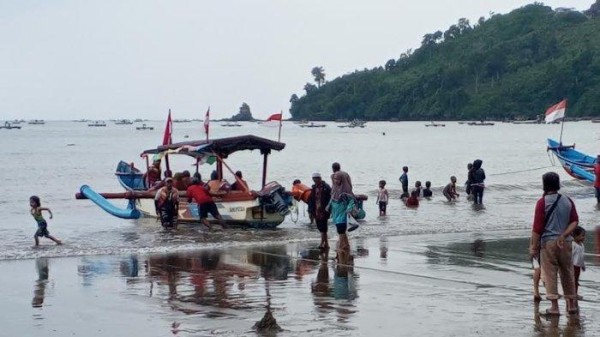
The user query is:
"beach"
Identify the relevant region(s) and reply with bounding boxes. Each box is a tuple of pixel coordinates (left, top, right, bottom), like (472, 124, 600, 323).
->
(3, 230, 599, 337)
(2, 121, 600, 336)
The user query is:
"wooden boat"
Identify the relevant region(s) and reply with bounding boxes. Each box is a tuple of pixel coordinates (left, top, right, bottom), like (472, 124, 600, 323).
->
(136, 124, 154, 130)
(425, 121, 445, 127)
(88, 120, 107, 127)
(0, 121, 21, 129)
(467, 121, 495, 126)
(75, 135, 294, 228)
(547, 138, 596, 182)
(28, 119, 45, 125)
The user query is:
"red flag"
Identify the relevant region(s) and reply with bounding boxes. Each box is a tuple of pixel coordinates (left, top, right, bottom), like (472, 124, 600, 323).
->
(266, 113, 282, 121)
(162, 109, 173, 145)
(203, 107, 210, 140)
(545, 99, 566, 123)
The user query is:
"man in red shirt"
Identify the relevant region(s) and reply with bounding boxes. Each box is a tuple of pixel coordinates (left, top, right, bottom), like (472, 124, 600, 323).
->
(594, 155, 600, 203)
(186, 177, 226, 230)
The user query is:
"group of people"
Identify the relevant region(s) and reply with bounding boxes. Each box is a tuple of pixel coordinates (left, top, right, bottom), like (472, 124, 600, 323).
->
(153, 168, 250, 230)
(373, 160, 486, 215)
(298, 162, 360, 263)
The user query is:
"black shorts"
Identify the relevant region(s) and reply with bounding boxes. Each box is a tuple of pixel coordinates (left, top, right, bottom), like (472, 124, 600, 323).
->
(159, 208, 177, 228)
(335, 222, 347, 234)
(35, 222, 50, 237)
(199, 202, 220, 219)
(315, 217, 328, 233)
(378, 201, 387, 213)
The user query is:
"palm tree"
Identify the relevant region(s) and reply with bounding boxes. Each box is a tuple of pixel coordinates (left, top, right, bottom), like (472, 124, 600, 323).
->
(311, 66, 326, 88)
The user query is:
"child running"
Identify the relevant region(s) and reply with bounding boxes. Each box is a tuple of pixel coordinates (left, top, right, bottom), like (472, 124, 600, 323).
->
(376, 180, 389, 216)
(443, 176, 460, 202)
(572, 226, 586, 300)
(30, 196, 62, 246)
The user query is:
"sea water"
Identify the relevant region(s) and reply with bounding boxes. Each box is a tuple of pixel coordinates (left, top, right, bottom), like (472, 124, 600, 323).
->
(1, 120, 599, 260)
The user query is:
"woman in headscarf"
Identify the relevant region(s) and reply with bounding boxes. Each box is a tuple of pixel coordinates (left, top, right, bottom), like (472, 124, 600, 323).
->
(329, 167, 357, 262)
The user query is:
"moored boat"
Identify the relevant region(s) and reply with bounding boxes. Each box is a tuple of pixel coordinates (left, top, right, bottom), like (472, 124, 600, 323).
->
(221, 122, 242, 127)
(0, 121, 22, 130)
(136, 124, 154, 130)
(546, 138, 596, 182)
(28, 119, 45, 125)
(88, 120, 107, 127)
(467, 121, 495, 126)
(425, 121, 445, 127)
(76, 135, 294, 228)
(299, 122, 326, 128)
(115, 119, 133, 125)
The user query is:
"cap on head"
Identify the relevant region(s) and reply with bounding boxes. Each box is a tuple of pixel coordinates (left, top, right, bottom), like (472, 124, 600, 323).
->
(165, 177, 173, 183)
(312, 172, 321, 179)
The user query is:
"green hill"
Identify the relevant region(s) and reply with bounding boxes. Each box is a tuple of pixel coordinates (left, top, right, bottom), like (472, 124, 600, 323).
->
(289, 3, 600, 121)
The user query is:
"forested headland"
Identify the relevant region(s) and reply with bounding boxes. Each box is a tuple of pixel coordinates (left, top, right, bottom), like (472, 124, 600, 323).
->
(289, 2, 600, 121)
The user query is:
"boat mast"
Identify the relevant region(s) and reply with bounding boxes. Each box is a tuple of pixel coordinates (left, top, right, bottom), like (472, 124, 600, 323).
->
(559, 98, 567, 145)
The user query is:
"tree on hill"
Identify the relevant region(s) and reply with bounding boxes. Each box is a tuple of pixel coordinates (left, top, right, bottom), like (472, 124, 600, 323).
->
(290, 4, 600, 121)
(311, 66, 326, 87)
(585, 0, 600, 17)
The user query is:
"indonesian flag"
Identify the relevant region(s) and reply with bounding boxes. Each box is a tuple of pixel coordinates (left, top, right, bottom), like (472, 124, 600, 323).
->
(545, 100, 566, 124)
(260, 113, 283, 127)
(162, 109, 173, 145)
(203, 107, 210, 139)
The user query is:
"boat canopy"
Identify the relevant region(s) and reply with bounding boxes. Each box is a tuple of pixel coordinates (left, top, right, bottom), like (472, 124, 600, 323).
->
(141, 135, 286, 158)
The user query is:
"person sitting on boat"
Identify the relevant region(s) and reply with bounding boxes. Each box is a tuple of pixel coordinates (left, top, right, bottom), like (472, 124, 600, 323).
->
(154, 177, 179, 229)
(186, 176, 227, 230)
(207, 170, 230, 195)
(181, 170, 192, 190)
(172, 172, 185, 190)
(145, 159, 162, 188)
(230, 171, 249, 192)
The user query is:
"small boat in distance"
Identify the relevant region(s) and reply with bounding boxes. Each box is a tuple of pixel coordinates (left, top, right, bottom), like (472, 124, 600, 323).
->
(136, 124, 154, 130)
(425, 121, 445, 127)
(338, 119, 366, 128)
(0, 121, 22, 130)
(173, 119, 192, 123)
(221, 122, 242, 127)
(467, 121, 495, 126)
(115, 119, 133, 125)
(28, 119, 45, 125)
(88, 121, 107, 127)
(299, 122, 326, 128)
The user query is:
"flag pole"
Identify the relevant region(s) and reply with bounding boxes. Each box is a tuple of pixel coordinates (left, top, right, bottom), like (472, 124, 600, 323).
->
(277, 110, 282, 142)
(164, 109, 172, 175)
(558, 99, 567, 145)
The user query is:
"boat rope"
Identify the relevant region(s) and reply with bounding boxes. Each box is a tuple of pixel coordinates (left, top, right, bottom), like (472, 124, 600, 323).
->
(489, 165, 554, 176)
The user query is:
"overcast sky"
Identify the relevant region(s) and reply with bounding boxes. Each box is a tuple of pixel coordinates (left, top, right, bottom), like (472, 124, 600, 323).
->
(0, 0, 593, 120)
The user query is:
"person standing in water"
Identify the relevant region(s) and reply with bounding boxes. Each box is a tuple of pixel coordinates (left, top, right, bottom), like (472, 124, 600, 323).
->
(529, 172, 579, 315)
(376, 180, 389, 216)
(30, 196, 62, 246)
(465, 163, 473, 201)
(307, 173, 332, 250)
(423, 181, 433, 198)
(470, 160, 485, 205)
(399, 166, 409, 199)
(329, 163, 357, 261)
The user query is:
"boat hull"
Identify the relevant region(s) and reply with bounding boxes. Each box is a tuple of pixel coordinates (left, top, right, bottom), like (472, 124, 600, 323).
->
(547, 138, 596, 181)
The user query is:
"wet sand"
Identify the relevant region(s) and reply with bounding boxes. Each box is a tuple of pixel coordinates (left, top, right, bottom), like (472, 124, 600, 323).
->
(3, 230, 600, 337)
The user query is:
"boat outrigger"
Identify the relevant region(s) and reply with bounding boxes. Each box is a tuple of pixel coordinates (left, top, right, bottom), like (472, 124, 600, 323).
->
(76, 135, 294, 228)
